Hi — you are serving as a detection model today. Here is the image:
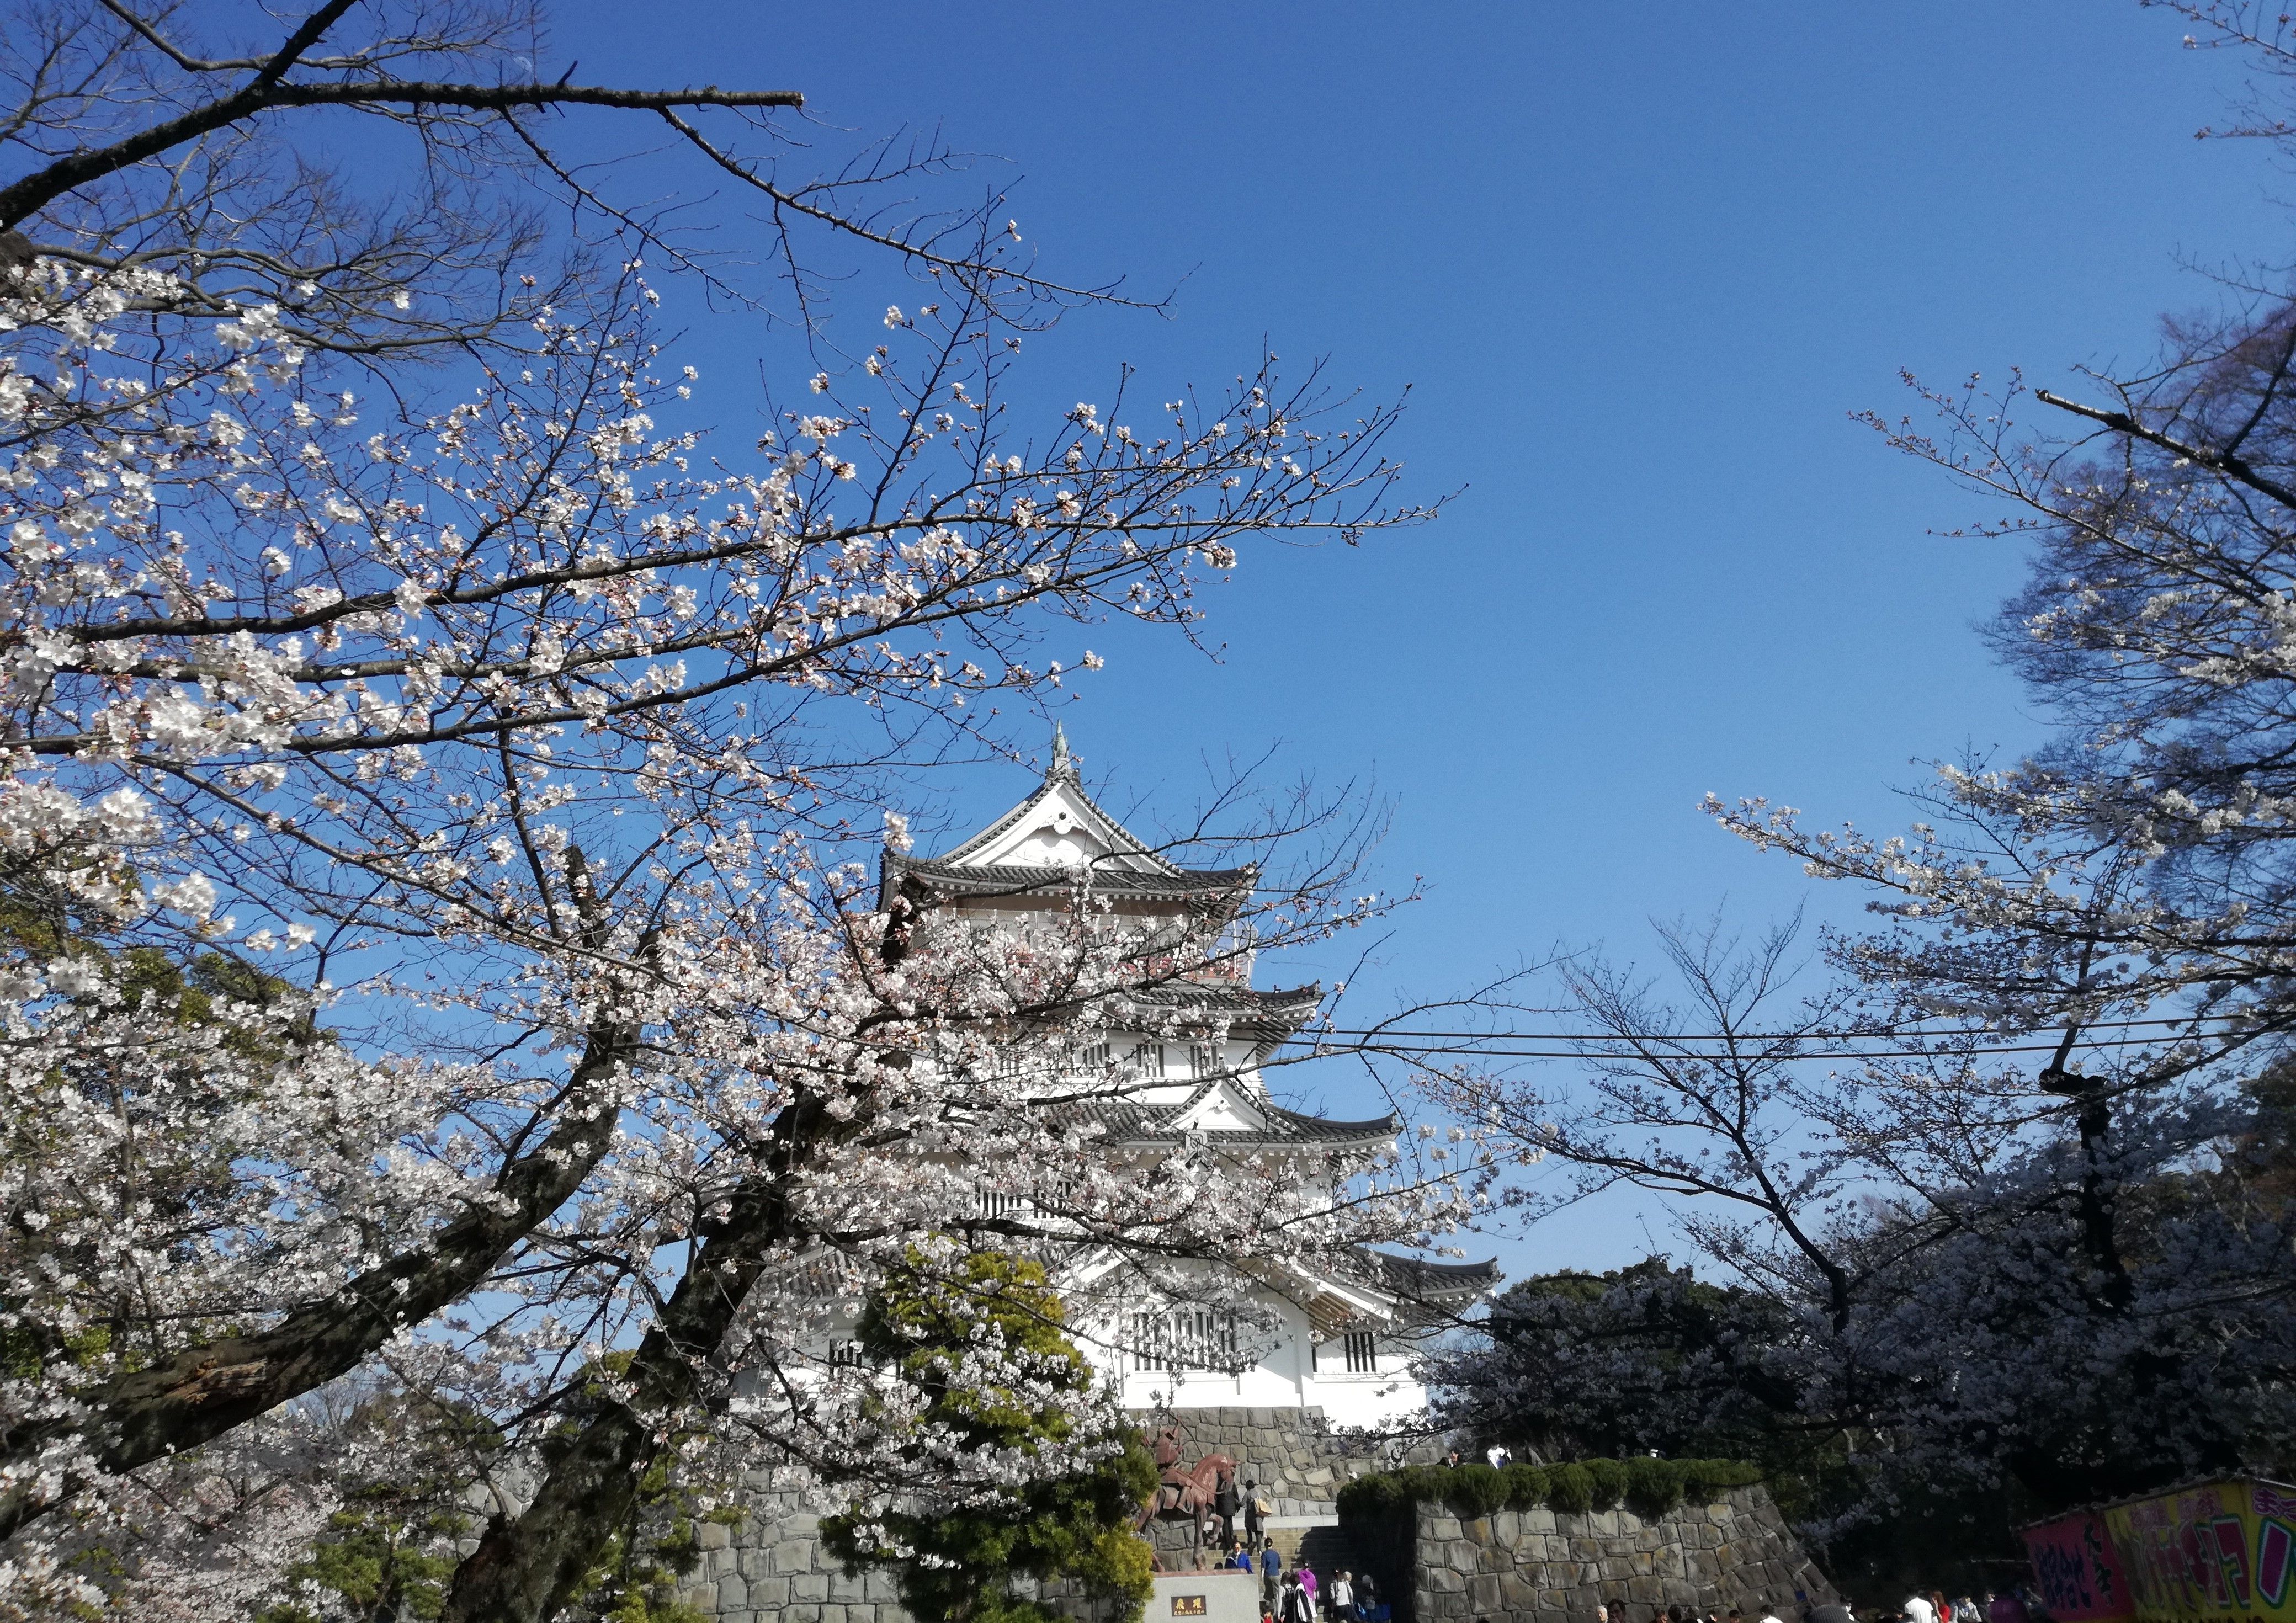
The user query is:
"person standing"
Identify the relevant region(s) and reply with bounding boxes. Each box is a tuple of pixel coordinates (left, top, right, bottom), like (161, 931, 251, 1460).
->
(1215, 1466, 1242, 1548)
(1260, 1539, 1284, 1613)
(1244, 1478, 1268, 1546)
(1904, 1593, 1938, 1623)
(1299, 1563, 1319, 1620)
(1331, 1571, 1355, 1623)
(1280, 1573, 1314, 1623)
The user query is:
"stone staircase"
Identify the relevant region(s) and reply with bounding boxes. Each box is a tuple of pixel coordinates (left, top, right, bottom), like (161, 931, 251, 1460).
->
(1296, 1522, 1362, 1582)
(1263, 1523, 1379, 1607)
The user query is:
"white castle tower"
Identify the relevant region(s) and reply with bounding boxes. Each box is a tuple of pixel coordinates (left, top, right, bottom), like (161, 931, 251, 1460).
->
(875, 730, 1493, 1429)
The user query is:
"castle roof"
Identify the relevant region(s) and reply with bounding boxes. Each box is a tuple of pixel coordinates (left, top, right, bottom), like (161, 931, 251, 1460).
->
(1053, 1079, 1401, 1152)
(877, 725, 1256, 912)
(1364, 1249, 1503, 1302)
(875, 736, 1500, 1299)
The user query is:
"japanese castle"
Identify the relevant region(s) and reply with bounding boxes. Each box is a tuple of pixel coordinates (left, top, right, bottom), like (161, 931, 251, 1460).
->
(874, 731, 1494, 1429)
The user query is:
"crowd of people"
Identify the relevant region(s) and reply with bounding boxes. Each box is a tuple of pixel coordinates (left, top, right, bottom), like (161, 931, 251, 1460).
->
(1594, 1601, 1788, 1623)
(1221, 1562, 2043, 1623)
(1191, 1462, 2043, 1623)
(1886, 1589, 2039, 1623)
(1218, 1534, 1385, 1623)
(1582, 1586, 2042, 1623)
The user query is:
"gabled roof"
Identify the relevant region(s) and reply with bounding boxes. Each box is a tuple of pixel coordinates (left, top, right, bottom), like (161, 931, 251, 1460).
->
(878, 728, 1256, 911)
(1053, 1076, 1400, 1152)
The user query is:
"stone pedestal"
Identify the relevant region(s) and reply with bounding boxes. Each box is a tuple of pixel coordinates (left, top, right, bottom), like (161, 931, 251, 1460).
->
(1151, 1572, 1262, 1623)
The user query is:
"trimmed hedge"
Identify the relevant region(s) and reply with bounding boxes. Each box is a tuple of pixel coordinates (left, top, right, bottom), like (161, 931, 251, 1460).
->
(1335, 1456, 1761, 1524)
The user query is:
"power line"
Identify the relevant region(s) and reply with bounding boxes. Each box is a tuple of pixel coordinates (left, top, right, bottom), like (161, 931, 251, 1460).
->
(1283, 1026, 2279, 1063)
(1309, 1011, 2270, 1044)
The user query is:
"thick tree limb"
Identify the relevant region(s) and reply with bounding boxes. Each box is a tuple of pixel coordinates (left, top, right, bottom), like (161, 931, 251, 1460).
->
(2034, 386, 2296, 512)
(1, 74, 800, 232)
(0, 1010, 636, 1545)
(441, 1093, 843, 1623)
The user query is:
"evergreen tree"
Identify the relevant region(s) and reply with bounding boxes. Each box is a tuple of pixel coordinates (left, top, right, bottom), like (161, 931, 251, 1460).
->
(821, 1249, 1157, 1623)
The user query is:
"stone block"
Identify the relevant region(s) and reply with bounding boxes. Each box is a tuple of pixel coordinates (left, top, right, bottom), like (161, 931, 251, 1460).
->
(1523, 1508, 1557, 1534)
(774, 1539, 818, 1575)
(1428, 1566, 1466, 1595)
(700, 1520, 733, 1551)
(786, 1608, 822, 1623)
(718, 1576, 748, 1610)
(792, 1571, 831, 1603)
(750, 1575, 792, 1607)
(1470, 1574, 1502, 1613)
(829, 1572, 866, 1603)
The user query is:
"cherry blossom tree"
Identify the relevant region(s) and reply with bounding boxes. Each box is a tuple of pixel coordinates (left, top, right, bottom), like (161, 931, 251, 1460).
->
(1425, 7, 2296, 1547)
(0, 4, 1481, 1618)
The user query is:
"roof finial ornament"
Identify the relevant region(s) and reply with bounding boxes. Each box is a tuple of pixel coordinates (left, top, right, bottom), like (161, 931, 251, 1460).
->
(1048, 720, 1076, 781)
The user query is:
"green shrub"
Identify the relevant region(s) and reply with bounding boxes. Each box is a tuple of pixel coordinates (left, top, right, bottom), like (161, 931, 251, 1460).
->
(1544, 1462, 1595, 1515)
(1501, 1463, 1549, 1509)
(1399, 1464, 1450, 1504)
(1582, 1458, 1628, 1510)
(1442, 1463, 1510, 1518)
(1677, 1459, 1762, 1503)
(1624, 1456, 1685, 1517)
(1334, 1456, 1761, 1526)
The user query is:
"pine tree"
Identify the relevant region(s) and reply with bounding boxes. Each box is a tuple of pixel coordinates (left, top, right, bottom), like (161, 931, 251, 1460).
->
(821, 1249, 1157, 1623)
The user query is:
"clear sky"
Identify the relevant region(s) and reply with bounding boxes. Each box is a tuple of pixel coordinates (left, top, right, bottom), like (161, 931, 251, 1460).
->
(549, 1, 2287, 1275)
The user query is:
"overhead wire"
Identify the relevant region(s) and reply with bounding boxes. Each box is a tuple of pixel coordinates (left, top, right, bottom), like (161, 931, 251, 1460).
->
(1279, 1012, 2284, 1063)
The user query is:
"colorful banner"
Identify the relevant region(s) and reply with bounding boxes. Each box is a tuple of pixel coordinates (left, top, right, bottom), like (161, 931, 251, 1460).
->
(2023, 1510, 2137, 1623)
(2093, 1480, 2296, 1623)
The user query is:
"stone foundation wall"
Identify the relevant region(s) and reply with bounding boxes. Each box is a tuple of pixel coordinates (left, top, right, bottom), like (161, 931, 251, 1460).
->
(1138, 1406, 1439, 1518)
(1352, 1485, 1838, 1623)
(683, 1407, 1411, 1621)
(683, 1484, 910, 1623)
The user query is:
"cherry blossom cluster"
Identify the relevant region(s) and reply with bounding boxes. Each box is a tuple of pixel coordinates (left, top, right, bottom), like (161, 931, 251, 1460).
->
(0, 239, 1466, 1619)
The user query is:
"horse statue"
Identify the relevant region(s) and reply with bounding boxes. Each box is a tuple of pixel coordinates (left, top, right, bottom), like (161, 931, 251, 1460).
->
(1135, 1432, 1241, 1569)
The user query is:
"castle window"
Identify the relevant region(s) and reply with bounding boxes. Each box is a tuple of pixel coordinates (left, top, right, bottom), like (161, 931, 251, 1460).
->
(1126, 1308, 1242, 1374)
(1343, 1332, 1378, 1373)
(976, 1186, 1032, 1220)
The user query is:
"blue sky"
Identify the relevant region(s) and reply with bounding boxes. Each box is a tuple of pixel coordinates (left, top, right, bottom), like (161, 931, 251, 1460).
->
(551, 1, 2287, 1274)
